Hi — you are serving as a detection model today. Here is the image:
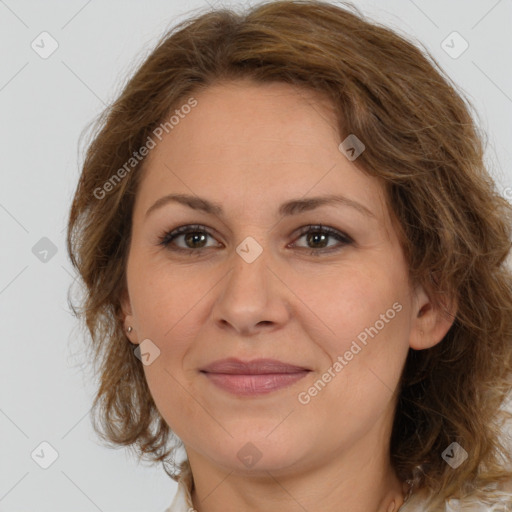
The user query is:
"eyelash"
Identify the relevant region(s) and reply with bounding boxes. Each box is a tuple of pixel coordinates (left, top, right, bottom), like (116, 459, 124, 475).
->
(157, 224, 353, 257)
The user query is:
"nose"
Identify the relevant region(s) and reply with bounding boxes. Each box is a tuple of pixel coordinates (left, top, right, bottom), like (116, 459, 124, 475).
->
(211, 245, 291, 337)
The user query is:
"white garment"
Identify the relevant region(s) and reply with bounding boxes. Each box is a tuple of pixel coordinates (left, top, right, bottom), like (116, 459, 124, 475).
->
(164, 463, 195, 512)
(163, 467, 512, 512)
(164, 478, 195, 512)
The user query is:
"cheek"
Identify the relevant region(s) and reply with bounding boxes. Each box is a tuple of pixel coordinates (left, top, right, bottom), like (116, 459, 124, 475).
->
(296, 266, 409, 429)
(127, 259, 204, 392)
(130, 265, 202, 427)
(294, 261, 408, 359)
(129, 255, 197, 333)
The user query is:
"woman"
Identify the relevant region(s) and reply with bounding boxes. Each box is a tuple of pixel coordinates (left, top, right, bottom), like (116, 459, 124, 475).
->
(67, 1, 512, 510)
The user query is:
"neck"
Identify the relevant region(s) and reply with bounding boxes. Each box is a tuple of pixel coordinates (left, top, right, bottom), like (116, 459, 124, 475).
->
(186, 435, 406, 512)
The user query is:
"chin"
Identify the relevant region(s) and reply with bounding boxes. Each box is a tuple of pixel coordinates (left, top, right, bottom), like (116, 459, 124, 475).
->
(203, 434, 311, 476)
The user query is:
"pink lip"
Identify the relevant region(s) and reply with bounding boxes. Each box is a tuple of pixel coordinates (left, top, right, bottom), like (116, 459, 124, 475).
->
(200, 358, 311, 396)
(200, 357, 310, 374)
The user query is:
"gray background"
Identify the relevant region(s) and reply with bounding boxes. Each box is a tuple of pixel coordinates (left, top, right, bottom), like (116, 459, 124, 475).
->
(1, 0, 511, 511)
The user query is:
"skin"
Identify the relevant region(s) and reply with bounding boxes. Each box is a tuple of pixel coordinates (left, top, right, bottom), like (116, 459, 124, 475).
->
(121, 80, 455, 512)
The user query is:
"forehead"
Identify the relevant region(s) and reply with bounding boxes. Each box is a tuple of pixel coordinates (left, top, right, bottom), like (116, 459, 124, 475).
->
(134, 80, 391, 229)
(173, 79, 340, 154)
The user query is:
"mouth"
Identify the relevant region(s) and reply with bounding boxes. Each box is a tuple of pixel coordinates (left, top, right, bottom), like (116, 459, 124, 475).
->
(199, 358, 311, 396)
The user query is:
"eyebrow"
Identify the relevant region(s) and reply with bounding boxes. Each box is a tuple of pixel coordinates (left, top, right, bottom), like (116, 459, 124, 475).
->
(145, 193, 375, 219)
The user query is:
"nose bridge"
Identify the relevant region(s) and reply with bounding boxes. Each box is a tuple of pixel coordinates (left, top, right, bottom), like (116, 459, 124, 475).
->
(212, 237, 289, 335)
(229, 239, 268, 298)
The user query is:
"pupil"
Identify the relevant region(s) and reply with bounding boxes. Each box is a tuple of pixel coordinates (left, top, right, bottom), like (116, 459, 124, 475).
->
(308, 232, 327, 248)
(186, 232, 206, 248)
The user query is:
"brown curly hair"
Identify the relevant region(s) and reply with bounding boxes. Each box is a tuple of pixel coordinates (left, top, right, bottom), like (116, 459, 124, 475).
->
(66, 1, 512, 509)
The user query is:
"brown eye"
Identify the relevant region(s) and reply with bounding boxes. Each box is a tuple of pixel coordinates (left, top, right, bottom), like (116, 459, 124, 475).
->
(157, 223, 353, 256)
(158, 225, 220, 253)
(291, 225, 353, 255)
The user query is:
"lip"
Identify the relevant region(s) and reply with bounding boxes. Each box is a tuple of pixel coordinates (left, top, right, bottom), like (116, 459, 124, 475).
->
(200, 358, 311, 396)
(200, 358, 310, 374)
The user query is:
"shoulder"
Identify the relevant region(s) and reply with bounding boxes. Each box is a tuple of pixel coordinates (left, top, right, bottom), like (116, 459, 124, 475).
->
(399, 487, 512, 512)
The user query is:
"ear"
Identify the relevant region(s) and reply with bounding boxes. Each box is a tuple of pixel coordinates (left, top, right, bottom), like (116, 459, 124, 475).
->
(120, 288, 139, 345)
(409, 283, 457, 350)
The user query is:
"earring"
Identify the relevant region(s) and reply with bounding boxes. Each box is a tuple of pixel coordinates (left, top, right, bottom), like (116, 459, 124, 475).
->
(127, 326, 133, 333)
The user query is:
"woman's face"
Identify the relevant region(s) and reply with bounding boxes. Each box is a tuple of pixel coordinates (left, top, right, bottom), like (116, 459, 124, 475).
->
(122, 80, 443, 477)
